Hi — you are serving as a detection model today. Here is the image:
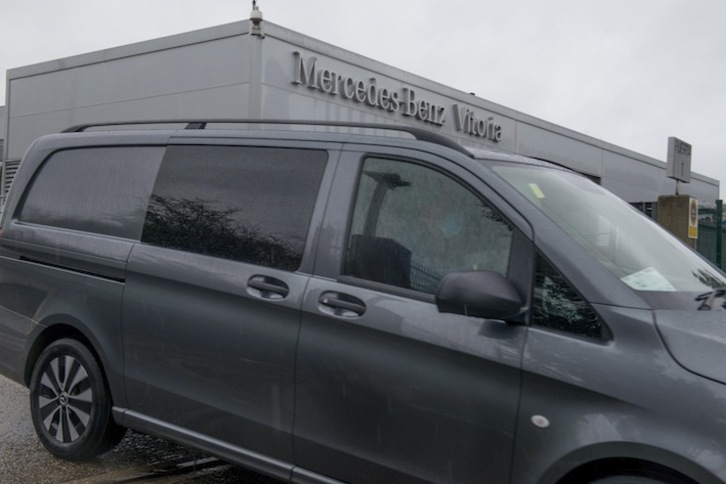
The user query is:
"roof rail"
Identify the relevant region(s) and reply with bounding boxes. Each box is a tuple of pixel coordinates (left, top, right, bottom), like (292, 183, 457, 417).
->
(61, 119, 473, 157)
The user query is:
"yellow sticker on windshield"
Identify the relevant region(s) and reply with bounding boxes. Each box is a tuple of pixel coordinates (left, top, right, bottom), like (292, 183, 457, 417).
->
(528, 183, 545, 199)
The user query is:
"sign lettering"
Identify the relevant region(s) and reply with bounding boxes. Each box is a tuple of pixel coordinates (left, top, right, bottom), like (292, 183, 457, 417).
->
(292, 51, 502, 142)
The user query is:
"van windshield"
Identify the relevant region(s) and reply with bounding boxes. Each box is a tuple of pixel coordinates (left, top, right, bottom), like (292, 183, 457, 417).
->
(493, 164, 726, 298)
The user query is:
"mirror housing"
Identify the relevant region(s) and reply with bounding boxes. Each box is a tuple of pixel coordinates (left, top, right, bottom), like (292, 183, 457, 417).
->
(435, 271, 524, 320)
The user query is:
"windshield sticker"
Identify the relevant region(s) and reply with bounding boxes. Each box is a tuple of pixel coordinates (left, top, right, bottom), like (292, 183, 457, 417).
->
(528, 183, 545, 199)
(621, 267, 676, 292)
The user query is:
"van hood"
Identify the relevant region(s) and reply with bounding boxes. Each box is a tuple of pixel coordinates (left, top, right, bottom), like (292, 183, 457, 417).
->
(656, 309, 726, 384)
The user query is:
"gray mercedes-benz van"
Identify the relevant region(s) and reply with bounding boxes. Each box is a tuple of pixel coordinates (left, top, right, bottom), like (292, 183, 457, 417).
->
(0, 121, 724, 483)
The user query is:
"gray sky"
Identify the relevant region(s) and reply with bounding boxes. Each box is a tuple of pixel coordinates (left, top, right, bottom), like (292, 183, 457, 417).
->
(2, 0, 725, 198)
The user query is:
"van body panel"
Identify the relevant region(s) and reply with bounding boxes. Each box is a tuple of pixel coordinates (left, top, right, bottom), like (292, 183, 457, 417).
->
(122, 243, 306, 462)
(295, 275, 526, 483)
(656, 309, 726, 384)
(514, 304, 726, 483)
(0, 288, 40, 384)
(0, 222, 134, 401)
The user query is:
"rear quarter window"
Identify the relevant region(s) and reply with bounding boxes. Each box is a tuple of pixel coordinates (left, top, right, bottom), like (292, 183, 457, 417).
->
(18, 147, 164, 239)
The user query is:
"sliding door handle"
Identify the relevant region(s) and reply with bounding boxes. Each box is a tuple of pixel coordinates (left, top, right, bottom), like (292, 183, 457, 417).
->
(319, 291, 366, 317)
(247, 275, 289, 300)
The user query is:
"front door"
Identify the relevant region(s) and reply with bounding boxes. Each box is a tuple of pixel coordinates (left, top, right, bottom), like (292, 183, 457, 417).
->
(294, 153, 529, 482)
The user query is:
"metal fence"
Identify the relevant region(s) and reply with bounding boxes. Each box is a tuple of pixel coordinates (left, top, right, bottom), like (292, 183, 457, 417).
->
(697, 200, 724, 270)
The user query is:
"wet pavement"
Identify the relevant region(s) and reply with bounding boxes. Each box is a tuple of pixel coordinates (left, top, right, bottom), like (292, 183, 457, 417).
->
(0, 376, 280, 483)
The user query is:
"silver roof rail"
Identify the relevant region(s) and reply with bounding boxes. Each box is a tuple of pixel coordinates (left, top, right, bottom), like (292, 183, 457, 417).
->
(61, 119, 473, 157)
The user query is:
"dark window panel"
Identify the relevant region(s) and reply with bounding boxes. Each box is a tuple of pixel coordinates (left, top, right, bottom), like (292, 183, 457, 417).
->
(142, 145, 327, 271)
(19, 147, 164, 239)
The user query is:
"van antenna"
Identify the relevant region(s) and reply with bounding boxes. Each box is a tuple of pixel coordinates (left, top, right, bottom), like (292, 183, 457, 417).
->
(250, 0, 264, 36)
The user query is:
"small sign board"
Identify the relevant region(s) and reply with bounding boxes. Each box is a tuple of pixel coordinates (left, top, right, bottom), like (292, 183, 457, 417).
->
(688, 197, 698, 239)
(667, 137, 692, 183)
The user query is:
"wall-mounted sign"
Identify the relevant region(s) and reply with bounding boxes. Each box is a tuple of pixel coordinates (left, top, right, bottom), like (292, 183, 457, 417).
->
(667, 136, 692, 183)
(688, 197, 698, 239)
(291, 51, 502, 143)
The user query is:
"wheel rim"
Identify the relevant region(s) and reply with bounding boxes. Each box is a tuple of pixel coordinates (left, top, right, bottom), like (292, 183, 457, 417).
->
(37, 354, 93, 443)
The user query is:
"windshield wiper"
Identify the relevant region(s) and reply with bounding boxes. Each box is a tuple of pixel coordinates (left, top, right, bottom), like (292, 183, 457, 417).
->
(695, 287, 726, 310)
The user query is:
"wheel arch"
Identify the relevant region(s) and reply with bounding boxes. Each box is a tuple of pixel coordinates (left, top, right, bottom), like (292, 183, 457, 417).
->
(558, 457, 699, 484)
(542, 443, 720, 484)
(24, 315, 126, 408)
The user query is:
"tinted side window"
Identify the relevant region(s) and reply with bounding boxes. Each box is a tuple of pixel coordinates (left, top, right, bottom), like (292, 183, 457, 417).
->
(533, 253, 603, 339)
(19, 147, 164, 239)
(141, 145, 327, 271)
(344, 157, 513, 294)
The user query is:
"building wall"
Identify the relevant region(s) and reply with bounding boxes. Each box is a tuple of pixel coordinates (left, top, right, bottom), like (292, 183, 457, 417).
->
(3, 19, 719, 203)
(256, 23, 716, 202)
(5, 23, 256, 161)
(0, 105, 5, 160)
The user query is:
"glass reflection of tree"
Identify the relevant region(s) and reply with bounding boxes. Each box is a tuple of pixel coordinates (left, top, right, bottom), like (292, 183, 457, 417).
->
(144, 195, 303, 270)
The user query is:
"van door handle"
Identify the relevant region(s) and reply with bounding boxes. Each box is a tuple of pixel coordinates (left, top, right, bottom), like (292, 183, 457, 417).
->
(247, 275, 290, 300)
(319, 292, 366, 317)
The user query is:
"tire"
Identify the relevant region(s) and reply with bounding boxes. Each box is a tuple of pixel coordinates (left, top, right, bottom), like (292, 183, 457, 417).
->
(29, 338, 126, 461)
(591, 476, 684, 484)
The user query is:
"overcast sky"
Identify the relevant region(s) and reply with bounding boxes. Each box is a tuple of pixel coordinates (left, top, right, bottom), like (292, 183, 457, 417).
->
(2, 0, 725, 198)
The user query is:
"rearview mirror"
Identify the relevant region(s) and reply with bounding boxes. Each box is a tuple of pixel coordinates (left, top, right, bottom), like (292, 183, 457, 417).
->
(435, 271, 524, 320)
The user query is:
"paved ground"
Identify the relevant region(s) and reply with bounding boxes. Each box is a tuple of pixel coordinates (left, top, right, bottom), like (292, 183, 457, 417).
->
(0, 375, 280, 483)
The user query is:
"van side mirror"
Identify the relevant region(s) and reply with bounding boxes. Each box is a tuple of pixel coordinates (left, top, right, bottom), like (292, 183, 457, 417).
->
(435, 271, 524, 320)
